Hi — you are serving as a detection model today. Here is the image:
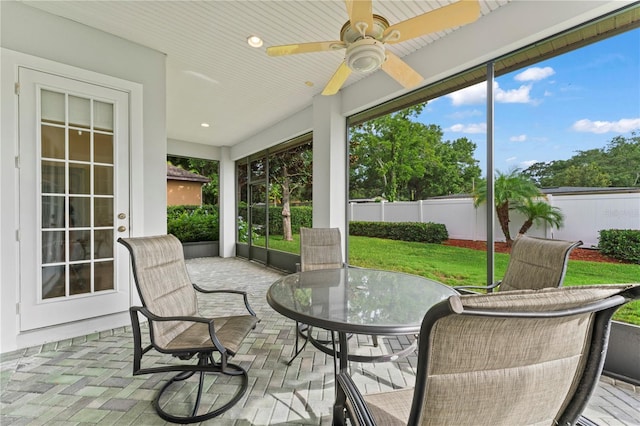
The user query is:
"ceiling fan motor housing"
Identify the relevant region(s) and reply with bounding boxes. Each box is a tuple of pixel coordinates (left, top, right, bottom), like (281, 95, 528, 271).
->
(346, 38, 386, 73)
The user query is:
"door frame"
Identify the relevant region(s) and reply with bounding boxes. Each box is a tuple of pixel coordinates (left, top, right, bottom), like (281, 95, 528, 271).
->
(18, 67, 132, 331)
(1, 49, 144, 350)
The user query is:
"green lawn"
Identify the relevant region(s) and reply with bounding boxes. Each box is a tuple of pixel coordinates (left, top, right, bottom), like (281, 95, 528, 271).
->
(262, 234, 640, 324)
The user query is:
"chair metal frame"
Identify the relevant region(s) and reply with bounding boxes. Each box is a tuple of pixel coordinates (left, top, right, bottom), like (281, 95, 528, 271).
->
(119, 235, 259, 424)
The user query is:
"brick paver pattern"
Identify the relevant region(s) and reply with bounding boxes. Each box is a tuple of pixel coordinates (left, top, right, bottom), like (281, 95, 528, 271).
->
(1, 257, 638, 425)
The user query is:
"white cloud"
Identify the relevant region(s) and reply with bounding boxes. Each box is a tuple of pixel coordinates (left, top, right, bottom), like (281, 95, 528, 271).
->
(447, 82, 532, 105)
(514, 66, 555, 82)
(447, 123, 487, 134)
(520, 160, 538, 168)
(572, 118, 640, 134)
(495, 84, 532, 103)
(506, 156, 517, 163)
(509, 134, 527, 142)
(448, 83, 486, 106)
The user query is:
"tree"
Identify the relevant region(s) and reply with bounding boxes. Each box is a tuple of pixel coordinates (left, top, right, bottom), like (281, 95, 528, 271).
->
(523, 133, 640, 188)
(350, 105, 433, 201)
(558, 163, 611, 187)
(514, 199, 564, 236)
(411, 137, 481, 198)
(268, 142, 312, 241)
(349, 104, 481, 200)
(474, 169, 541, 245)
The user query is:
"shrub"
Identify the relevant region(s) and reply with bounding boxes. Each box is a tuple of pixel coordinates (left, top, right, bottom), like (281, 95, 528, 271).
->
(237, 204, 313, 235)
(598, 229, 640, 263)
(167, 205, 219, 242)
(349, 221, 448, 244)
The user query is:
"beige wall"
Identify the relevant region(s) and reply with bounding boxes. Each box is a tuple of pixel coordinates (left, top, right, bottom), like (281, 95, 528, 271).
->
(167, 180, 203, 206)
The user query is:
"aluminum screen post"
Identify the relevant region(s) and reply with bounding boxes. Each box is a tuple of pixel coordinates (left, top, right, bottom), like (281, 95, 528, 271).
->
(486, 62, 495, 291)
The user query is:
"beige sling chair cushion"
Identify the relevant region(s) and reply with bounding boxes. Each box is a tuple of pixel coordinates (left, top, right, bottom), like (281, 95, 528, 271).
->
(299, 227, 343, 272)
(498, 235, 582, 292)
(340, 284, 638, 426)
(123, 234, 257, 353)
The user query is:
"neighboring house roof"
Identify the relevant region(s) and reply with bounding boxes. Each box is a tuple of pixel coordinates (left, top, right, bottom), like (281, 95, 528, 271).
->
(540, 186, 640, 195)
(166, 164, 211, 183)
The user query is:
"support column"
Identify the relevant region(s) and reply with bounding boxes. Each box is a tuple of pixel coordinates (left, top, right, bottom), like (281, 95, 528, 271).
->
(218, 146, 236, 258)
(312, 94, 347, 247)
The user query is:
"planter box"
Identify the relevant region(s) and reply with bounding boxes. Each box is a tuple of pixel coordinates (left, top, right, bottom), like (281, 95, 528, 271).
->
(603, 321, 640, 385)
(182, 241, 219, 259)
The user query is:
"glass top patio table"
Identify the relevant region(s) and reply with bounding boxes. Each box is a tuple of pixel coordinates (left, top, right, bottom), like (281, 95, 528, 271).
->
(267, 267, 458, 349)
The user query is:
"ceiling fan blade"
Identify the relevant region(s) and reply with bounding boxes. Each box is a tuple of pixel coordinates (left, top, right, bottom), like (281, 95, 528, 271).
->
(322, 62, 352, 96)
(267, 41, 346, 57)
(345, 0, 373, 34)
(381, 51, 423, 89)
(383, 0, 480, 44)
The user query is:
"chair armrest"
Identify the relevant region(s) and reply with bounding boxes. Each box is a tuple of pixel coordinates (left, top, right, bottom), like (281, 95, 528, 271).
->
(131, 306, 228, 353)
(336, 372, 377, 426)
(132, 305, 214, 325)
(454, 280, 501, 294)
(192, 284, 257, 316)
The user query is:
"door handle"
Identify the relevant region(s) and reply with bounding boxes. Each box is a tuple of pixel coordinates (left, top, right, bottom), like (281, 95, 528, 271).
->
(117, 226, 126, 232)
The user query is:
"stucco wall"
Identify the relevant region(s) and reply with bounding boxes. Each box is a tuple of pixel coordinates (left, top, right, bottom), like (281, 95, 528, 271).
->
(0, 2, 167, 352)
(167, 181, 204, 206)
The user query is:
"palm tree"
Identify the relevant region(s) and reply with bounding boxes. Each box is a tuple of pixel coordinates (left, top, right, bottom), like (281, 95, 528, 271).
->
(515, 199, 565, 236)
(474, 169, 541, 245)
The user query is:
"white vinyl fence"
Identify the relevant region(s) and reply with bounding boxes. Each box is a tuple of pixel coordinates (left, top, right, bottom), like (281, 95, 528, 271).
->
(349, 192, 640, 248)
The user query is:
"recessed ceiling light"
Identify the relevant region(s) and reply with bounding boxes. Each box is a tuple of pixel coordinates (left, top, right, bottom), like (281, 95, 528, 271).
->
(305, 81, 314, 87)
(247, 35, 263, 48)
(201, 123, 210, 128)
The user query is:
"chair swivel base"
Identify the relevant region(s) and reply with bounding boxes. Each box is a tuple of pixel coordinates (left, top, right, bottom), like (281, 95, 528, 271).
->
(153, 361, 248, 424)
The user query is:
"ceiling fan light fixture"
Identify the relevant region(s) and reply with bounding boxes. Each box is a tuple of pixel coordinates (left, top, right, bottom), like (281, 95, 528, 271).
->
(346, 38, 385, 73)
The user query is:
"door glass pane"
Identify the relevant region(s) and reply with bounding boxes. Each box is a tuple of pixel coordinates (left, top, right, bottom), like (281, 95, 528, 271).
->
(69, 129, 90, 162)
(94, 166, 114, 195)
(94, 101, 114, 131)
(70, 263, 91, 295)
(95, 261, 114, 291)
(251, 158, 265, 179)
(41, 90, 65, 125)
(42, 266, 65, 299)
(69, 95, 91, 129)
(42, 196, 65, 228)
(42, 231, 65, 263)
(94, 198, 114, 227)
(250, 184, 267, 247)
(94, 133, 113, 164)
(70, 197, 91, 227)
(94, 230, 113, 259)
(70, 230, 91, 261)
(41, 125, 65, 159)
(69, 163, 91, 194)
(42, 161, 65, 193)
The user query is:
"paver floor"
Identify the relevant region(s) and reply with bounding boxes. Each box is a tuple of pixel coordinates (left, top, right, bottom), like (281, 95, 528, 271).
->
(1, 257, 638, 425)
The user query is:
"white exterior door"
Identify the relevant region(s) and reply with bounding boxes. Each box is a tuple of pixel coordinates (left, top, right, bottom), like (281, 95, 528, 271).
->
(18, 67, 131, 331)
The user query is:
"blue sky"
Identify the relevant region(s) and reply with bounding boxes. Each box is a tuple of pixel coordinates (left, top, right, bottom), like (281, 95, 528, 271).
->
(417, 28, 640, 176)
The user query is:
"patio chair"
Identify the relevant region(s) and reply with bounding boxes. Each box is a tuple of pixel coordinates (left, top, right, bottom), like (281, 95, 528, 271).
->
(118, 234, 259, 424)
(335, 283, 640, 426)
(455, 235, 582, 294)
(289, 227, 345, 363)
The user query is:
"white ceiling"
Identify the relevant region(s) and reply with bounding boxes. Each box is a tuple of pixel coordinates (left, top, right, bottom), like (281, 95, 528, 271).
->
(18, 1, 624, 149)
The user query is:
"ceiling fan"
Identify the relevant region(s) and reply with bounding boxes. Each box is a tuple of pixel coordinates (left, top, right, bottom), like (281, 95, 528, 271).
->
(267, 0, 481, 95)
